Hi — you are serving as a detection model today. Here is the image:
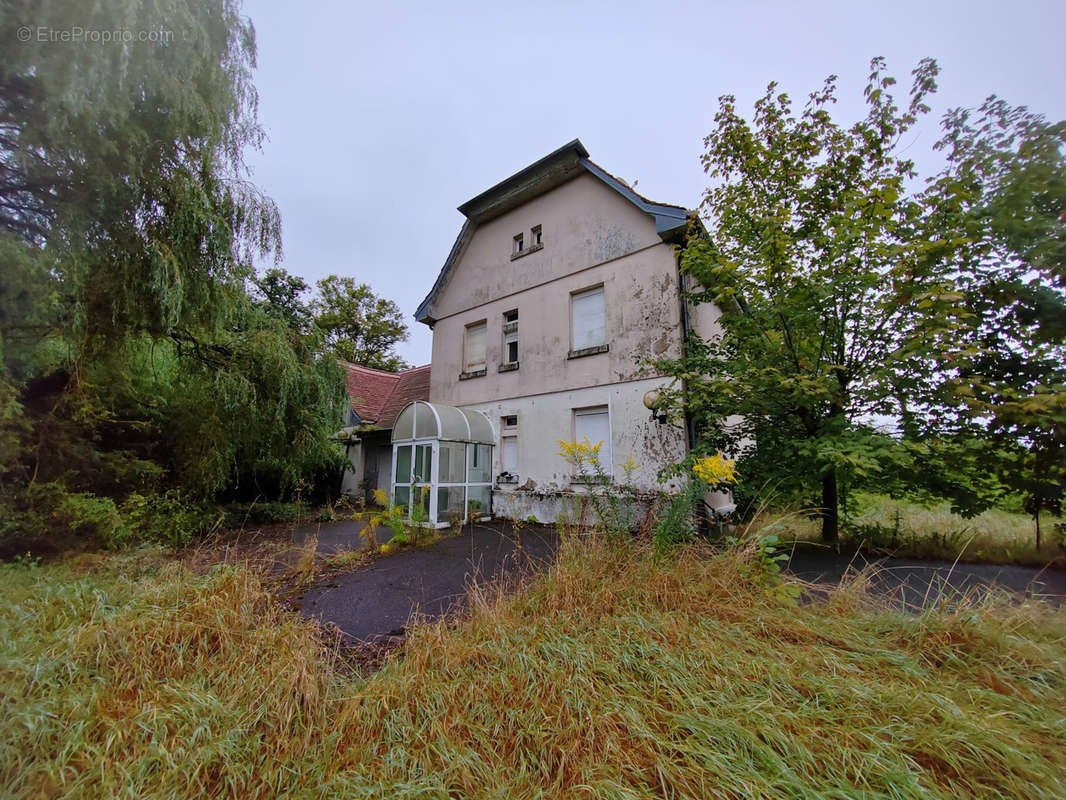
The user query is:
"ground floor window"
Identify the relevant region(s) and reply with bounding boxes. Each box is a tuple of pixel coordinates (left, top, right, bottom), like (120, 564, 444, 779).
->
(573, 405, 611, 476)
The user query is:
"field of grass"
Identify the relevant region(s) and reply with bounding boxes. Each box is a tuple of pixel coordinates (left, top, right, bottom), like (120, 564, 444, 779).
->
(2, 539, 1065, 798)
(775, 493, 1063, 566)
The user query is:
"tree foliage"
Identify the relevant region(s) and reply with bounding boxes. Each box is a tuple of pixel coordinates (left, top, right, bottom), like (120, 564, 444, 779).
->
(253, 267, 314, 333)
(312, 275, 410, 371)
(659, 59, 959, 541)
(0, 1, 349, 549)
(927, 100, 1066, 541)
(659, 58, 1065, 545)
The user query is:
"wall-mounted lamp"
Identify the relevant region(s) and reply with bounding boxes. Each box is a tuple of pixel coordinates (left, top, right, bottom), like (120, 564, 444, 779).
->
(642, 389, 668, 425)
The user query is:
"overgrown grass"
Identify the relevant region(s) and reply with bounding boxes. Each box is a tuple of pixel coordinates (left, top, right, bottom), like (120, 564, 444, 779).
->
(777, 493, 1064, 565)
(2, 539, 1064, 798)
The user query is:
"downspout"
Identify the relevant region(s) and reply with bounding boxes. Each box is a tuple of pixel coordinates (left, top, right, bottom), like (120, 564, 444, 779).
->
(675, 249, 697, 454)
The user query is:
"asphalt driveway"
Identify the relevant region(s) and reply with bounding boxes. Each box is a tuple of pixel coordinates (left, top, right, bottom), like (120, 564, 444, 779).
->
(785, 548, 1066, 610)
(293, 520, 1064, 642)
(296, 521, 558, 641)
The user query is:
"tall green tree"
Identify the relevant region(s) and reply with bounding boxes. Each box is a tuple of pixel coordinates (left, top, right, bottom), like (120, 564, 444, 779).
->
(923, 100, 1066, 544)
(253, 267, 314, 333)
(312, 275, 409, 372)
(0, 1, 346, 520)
(658, 58, 967, 541)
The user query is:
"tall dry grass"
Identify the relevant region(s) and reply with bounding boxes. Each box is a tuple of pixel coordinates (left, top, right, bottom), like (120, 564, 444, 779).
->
(2, 539, 1064, 798)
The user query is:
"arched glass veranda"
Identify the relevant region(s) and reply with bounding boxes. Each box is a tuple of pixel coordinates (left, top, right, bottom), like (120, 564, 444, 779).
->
(391, 401, 495, 527)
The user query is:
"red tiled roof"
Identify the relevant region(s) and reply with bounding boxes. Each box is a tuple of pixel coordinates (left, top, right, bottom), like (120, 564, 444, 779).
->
(342, 362, 430, 429)
(378, 364, 431, 428)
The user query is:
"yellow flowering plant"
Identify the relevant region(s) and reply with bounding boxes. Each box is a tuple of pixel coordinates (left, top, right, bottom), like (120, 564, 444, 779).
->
(692, 452, 738, 487)
(556, 438, 639, 538)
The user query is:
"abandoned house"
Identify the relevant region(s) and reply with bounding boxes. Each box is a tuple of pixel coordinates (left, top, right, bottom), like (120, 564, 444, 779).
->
(339, 138, 731, 525)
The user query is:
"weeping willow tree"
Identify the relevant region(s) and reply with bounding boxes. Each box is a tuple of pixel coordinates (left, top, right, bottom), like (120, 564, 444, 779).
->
(0, 0, 345, 538)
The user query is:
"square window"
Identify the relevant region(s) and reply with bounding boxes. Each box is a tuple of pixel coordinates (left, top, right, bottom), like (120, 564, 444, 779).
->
(502, 415, 518, 430)
(465, 321, 486, 371)
(571, 286, 606, 350)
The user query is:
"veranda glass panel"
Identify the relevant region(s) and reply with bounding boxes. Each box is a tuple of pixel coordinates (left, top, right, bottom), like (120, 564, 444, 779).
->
(467, 485, 491, 517)
(393, 485, 411, 511)
(462, 409, 494, 443)
(413, 444, 432, 483)
(394, 406, 414, 440)
(436, 405, 470, 441)
(437, 486, 465, 520)
(467, 443, 491, 483)
(438, 441, 466, 483)
(414, 403, 437, 439)
(394, 445, 412, 483)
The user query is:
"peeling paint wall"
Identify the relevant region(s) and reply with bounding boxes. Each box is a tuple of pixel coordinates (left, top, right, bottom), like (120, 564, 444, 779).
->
(428, 177, 686, 407)
(428, 173, 664, 322)
(458, 378, 688, 516)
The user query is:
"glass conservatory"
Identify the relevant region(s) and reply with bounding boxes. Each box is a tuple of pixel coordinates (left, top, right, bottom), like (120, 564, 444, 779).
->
(390, 401, 495, 527)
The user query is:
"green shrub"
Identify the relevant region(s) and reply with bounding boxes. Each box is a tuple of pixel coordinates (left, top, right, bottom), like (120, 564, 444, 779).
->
(0, 483, 131, 552)
(120, 492, 219, 548)
(223, 501, 309, 528)
(652, 479, 702, 554)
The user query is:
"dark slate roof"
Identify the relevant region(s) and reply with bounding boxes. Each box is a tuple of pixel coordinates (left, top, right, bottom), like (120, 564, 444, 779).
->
(342, 363, 431, 429)
(415, 139, 692, 325)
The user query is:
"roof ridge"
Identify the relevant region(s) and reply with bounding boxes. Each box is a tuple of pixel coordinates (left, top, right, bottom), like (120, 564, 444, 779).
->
(341, 361, 404, 379)
(415, 141, 691, 325)
(581, 158, 689, 212)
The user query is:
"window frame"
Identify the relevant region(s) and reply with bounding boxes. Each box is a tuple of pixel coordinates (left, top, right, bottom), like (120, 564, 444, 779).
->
(502, 309, 519, 365)
(499, 414, 519, 480)
(570, 284, 607, 353)
(463, 319, 487, 372)
(572, 405, 612, 479)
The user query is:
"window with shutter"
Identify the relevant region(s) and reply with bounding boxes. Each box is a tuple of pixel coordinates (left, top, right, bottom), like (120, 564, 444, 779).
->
(573, 406, 611, 476)
(500, 415, 518, 477)
(501, 436, 517, 473)
(465, 321, 486, 370)
(571, 286, 605, 351)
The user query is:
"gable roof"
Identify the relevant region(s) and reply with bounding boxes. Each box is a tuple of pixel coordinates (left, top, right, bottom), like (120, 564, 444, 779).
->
(415, 139, 691, 325)
(342, 362, 431, 429)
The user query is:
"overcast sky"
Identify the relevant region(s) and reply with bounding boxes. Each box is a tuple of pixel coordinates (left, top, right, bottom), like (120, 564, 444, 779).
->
(242, 0, 1065, 368)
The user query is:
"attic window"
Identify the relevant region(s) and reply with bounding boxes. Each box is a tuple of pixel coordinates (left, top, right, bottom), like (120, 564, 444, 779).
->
(513, 234, 524, 255)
